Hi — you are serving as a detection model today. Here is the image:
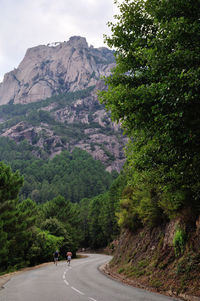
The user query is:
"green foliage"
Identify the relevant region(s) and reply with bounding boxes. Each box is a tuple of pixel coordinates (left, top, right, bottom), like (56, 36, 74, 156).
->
(0, 220, 8, 268)
(78, 198, 91, 247)
(135, 188, 165, 228)
(26, 110, 56, 125)
(0, 137, 121, 273)
(0, 159, 121, 273)
(42, 196, 81, 255)
(99, 0, 200, 227)
(86, 191, 120, 249)
(173, 228, 186, 257)
(42, 217, 68, 237)
(115, 182, 165, 231)
(88, 195, 106, 248)
(0, 144, 114, 203)
(176, 253, 200, 276)
(0, 161, 81, 272)
(78, 174, 126, 248)
(0, 87, 96, 126)
(0, 162, 23, 203)
(28, 228, 64, 264)
(117, 197, 141, 231)
(41, 217, 74, 258)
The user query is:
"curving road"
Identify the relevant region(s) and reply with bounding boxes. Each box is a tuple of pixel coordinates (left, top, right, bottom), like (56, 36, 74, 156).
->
(0, 254, 177, 301)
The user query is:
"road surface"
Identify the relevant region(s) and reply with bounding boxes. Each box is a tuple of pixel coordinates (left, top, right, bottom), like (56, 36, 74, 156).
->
(0, 253, 177, 301)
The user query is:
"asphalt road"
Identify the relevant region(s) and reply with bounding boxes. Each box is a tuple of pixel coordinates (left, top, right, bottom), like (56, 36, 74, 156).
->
(0, 254, 177, 301)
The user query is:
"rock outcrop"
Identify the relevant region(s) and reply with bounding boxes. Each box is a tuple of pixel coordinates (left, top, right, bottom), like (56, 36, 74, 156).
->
(1, 88, 127, 172)
(0, 36, 115, 105)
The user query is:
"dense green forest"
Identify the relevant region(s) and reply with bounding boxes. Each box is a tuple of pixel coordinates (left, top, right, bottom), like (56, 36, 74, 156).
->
(0, 135, 120, 272)
(0, 137, 116, 203)
(0, 160, 123, 273)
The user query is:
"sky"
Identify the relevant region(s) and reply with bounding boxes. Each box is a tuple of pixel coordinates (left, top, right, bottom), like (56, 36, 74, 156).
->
(0, 0, 119, 82)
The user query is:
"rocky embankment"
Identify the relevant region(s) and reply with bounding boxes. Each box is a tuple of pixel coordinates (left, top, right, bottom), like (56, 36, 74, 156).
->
(104, 217, 200, 301)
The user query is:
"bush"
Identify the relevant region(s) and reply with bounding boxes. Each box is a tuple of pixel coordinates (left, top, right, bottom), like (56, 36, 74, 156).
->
(173, 228, 186, 257)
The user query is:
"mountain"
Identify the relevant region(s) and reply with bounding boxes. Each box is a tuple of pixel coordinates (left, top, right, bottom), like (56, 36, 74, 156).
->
(0, 36, 115, 105)
(0, 36, 127, 172)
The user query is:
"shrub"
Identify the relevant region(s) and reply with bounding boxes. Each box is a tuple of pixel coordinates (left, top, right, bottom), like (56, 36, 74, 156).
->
(173, 228, 186, 257)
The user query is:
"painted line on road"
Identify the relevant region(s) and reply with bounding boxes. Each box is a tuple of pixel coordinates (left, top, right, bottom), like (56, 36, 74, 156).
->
(71, 286, 85, 295)
(62, 259, 99, 301)
(63, 269, 69, 285)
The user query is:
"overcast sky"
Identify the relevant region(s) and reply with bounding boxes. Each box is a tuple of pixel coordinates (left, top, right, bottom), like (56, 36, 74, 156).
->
(0, 0, 119, 82)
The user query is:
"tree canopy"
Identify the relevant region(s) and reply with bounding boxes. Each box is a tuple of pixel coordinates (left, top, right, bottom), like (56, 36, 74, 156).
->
(99, 0, 200, 222)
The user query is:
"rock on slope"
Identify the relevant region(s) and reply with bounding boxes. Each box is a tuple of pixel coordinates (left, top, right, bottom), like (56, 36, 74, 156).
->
(106, 219, 200, 300)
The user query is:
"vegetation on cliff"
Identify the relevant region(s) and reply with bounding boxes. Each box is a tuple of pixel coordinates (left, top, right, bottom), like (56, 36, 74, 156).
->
(0, 138, 116, 203)
(99, 0, 200, 297)
(0, 87, 126, 172)
(100, 0, 200, 229)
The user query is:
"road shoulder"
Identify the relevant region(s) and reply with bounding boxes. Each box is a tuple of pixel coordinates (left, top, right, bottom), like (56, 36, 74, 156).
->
(0, 262, 53, 290)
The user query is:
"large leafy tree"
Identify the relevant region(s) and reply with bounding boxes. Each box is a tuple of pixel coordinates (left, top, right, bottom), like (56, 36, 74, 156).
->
(42, 196, 80, 253)
(100, 0, 200, 218)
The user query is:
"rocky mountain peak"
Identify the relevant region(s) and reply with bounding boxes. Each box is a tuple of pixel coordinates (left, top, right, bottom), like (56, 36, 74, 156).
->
(0, 36, 115, 105)
(67, 36, 88, 48)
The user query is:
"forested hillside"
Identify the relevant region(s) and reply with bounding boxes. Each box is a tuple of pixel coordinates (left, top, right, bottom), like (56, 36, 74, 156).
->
(0, 86, 126, 172)
(99, 0, 200, 298)
(0, 160, 123, 272)
(0, 137, 116, 203)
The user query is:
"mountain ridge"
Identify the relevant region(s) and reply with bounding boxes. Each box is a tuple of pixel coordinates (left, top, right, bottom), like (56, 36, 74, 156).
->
(0, 36, 115, 105)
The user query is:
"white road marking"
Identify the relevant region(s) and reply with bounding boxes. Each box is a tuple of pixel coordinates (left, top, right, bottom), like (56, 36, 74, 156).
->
(62, 257, 100, 301)
(71, 286, 85, 295)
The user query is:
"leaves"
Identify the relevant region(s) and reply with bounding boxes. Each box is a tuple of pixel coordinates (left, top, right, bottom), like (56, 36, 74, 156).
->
(99, 0, 200, 226)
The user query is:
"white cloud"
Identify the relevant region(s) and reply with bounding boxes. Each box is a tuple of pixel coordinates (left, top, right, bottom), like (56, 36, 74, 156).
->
(0, 0, 119, 82)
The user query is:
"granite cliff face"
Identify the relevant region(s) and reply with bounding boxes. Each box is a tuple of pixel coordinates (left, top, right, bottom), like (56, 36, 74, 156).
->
(0, 36, 127, 172)
(0, 36, 115, 105)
